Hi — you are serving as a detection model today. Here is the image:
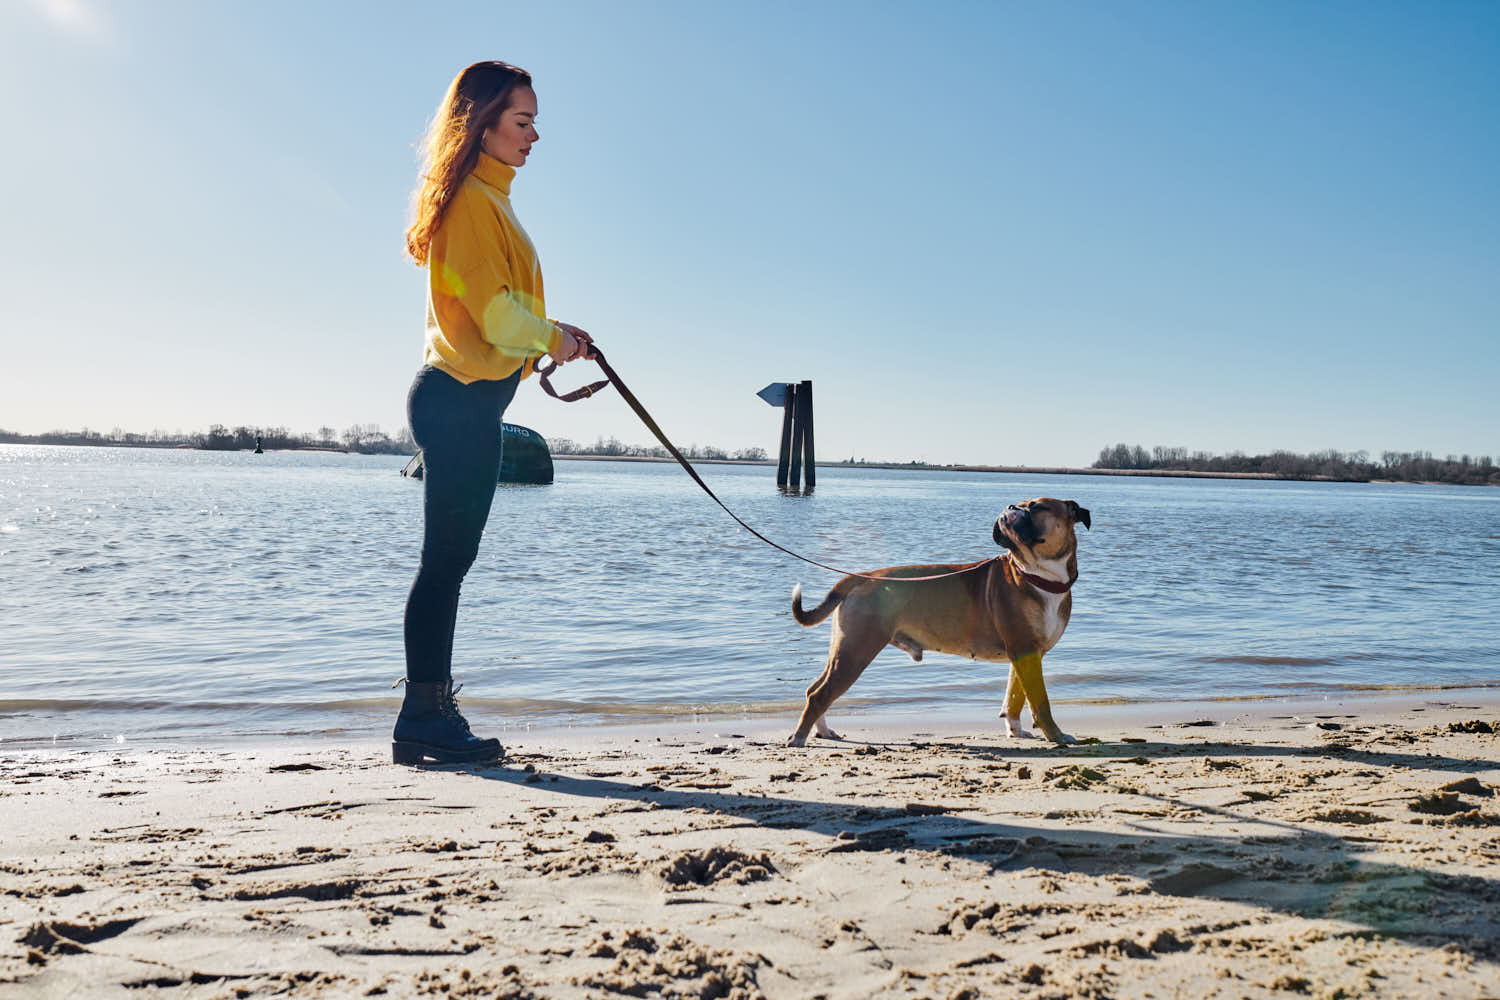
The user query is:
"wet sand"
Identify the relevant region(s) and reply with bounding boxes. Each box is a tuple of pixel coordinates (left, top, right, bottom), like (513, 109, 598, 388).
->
(4, 697, 1499, 998)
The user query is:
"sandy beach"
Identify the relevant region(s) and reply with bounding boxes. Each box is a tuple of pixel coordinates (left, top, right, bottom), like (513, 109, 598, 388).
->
(4, 696, 1499, 999)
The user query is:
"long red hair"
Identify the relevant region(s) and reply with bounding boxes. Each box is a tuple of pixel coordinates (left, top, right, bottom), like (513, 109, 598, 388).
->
(405, 61, 532, 266)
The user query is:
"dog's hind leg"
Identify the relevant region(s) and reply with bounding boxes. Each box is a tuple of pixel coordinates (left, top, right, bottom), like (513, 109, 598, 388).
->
(1001, 664, 1036, 739)
(787, 621, 887, 747)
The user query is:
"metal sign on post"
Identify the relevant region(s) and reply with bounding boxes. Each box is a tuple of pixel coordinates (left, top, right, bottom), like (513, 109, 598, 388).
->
(756, 382, 790, 408)
(757, 381, 814, 491)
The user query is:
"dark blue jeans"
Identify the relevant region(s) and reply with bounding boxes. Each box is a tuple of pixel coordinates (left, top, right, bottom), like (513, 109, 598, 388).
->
(404, 365, 521, 683)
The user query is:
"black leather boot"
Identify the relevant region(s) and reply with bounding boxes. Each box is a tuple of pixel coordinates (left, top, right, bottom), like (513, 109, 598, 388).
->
(392, 679, 502, 765)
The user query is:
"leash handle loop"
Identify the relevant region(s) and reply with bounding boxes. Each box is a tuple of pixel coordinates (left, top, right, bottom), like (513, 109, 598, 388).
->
(537, 357, 611, 403)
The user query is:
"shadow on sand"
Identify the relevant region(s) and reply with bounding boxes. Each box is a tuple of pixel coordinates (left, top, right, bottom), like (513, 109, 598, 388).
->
(424, 733, 1500, 962)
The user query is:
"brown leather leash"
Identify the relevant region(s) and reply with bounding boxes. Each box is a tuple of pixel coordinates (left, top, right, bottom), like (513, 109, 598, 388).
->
(537, 347, 1026, 585)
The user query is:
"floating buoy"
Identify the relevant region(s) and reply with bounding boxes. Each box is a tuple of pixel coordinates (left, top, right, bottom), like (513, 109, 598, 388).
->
(400, 423, 554, 485)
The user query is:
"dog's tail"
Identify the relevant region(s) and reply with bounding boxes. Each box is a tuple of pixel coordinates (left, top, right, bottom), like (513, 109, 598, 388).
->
(791, 582, 849, 626)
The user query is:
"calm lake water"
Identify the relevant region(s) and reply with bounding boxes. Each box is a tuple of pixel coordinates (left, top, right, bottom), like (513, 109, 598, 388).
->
(2, 444, 1497, 748)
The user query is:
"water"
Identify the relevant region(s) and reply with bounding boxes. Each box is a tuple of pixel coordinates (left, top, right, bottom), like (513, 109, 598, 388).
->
(2, 444, 1497, 748)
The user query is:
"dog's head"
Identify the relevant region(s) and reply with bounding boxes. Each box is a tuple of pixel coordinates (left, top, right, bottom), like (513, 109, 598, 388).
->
(992, 498, 1090, 567)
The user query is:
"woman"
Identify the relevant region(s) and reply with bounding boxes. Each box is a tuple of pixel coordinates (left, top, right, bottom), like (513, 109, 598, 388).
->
(395, 61, 591, 765)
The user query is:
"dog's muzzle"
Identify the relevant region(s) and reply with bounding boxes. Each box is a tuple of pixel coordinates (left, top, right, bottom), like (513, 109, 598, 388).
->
(994, 506, 1038, 549)
(993, 508, 1028, 549)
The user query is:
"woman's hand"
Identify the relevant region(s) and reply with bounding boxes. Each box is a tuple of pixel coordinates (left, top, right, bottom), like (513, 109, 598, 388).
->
(548, 321, 595, 364)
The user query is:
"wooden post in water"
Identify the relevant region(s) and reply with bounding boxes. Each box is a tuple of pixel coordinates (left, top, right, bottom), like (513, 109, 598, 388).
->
(787, 383, 803, 488)
(797, 380, 815, 489)
(760, 380, 814, 491)
(775, 384, 795, 488)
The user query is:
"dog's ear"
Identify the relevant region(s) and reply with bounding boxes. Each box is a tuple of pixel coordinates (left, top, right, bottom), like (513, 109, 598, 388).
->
(1067, 501, 1091, 530)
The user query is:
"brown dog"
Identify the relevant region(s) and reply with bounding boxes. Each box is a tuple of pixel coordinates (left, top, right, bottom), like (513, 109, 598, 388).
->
(787, 497, 1090, 746)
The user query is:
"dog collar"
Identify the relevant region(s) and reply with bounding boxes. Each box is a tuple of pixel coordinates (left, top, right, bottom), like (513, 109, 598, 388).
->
(1007, 554, 1076, 594)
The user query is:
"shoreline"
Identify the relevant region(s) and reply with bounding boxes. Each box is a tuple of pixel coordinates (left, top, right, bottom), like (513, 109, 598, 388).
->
(556, 453, 1294, 480)
(4, 693, 1497, 997)
(554, 453, 1488, 485)
(8, 685, 1500, 755)
(4, 441, 1492, 487)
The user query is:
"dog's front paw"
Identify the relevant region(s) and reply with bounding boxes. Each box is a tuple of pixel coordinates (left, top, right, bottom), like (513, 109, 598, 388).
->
(1047, 730, 1077, 746)
(1001, 716, 1037, 740)
(785, 733, 808, 748)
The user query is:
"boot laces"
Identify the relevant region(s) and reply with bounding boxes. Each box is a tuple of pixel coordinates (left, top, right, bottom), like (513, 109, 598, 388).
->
(441, 682, 477, 738)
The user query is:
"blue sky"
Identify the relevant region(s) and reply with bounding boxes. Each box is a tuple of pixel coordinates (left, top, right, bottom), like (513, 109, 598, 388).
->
(2, 0, 1496, 466)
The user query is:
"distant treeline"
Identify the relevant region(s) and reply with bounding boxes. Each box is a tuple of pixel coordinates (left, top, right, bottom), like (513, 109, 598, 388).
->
(546, 435, 769, 462)
(1094, 444, 1499, 485)
(0, 425, 742, 460)
(0, 424, 414, 455)
(6, 425, 1495, 484)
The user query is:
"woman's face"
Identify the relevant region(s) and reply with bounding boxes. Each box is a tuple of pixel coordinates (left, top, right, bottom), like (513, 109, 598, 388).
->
(481, 86, 539, 167)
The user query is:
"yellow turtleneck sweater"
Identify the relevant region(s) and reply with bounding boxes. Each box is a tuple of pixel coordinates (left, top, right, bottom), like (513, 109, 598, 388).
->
(422, 153, 562, 383)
